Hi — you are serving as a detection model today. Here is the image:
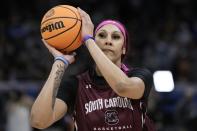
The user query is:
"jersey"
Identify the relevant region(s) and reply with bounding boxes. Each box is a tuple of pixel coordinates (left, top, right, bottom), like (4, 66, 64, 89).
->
(57, 67, 155, 131)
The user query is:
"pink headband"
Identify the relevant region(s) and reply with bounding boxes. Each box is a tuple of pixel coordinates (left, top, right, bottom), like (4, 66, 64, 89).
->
(95, 20, 127, 48)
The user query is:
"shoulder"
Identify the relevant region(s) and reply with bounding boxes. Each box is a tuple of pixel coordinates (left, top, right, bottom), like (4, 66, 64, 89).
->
(128, 68, 152, 78)
(128, 67, 153, 99)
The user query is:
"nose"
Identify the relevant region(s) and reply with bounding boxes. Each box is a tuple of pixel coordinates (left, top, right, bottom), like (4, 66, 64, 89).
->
(105, 36, 112, 46)
(105, 42, 112, 46)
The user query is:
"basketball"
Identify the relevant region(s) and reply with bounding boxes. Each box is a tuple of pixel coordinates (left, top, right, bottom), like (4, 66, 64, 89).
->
(40, 5, 82, 52)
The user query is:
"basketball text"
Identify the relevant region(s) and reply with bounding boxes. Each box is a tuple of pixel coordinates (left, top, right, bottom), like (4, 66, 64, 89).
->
(41, 21, 65, 33)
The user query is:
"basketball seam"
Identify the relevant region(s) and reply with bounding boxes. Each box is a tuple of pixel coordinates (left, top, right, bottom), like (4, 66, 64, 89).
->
(42, 5, 82, 51)
(57, 5, 79, 13)
(60, 20, 82, 51)
(56, 5, 82, 51)
(42, 5, 81, 24)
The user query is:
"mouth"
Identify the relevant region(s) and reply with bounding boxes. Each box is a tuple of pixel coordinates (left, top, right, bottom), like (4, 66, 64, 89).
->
(102, 48, 113, 52)
(102, 49, 114, 55)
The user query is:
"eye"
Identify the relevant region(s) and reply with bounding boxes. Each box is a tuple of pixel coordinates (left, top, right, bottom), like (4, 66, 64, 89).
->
(112, 34, 120, 40)
(98, 32, 106, 39)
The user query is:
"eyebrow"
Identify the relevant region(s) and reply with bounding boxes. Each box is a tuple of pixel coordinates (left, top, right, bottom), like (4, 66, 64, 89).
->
(98, 29, 106, 33)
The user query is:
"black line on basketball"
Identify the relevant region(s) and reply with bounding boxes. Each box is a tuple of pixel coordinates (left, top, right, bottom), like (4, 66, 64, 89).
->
(60, 20, 82, 51)
(57, 5, 79, 21)
(42, 5, 79, 25)
(57, 5, 82, 50)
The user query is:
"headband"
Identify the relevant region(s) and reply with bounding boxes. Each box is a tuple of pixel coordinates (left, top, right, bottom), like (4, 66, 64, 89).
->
(95, 20, 127, 48)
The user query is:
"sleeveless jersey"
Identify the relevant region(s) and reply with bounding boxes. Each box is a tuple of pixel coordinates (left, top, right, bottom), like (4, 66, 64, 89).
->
(57, 68, 156, 131)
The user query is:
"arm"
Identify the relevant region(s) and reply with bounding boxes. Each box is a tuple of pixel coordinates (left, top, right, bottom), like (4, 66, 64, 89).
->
(30, 40, 76, 129)
(85, 39, 145, 99)
(78, 8, 145, 99)
(30, 61, 67, 129)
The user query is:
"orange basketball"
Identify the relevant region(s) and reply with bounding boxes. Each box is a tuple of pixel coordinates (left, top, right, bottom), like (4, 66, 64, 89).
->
(40, 5, 82, 52)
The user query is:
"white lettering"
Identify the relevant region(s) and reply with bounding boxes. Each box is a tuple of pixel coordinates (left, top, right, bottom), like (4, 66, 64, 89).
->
(85, 99, 104, 114)
(93, 125, 132, 130)
(109, 99, 114, 108)
(85, 103, 89, 114)
(104, 99, 109, 108)
(85, 97, 133, 114)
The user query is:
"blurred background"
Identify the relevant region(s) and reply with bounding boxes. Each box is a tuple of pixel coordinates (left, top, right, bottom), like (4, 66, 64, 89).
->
(0, 0, 197, 131)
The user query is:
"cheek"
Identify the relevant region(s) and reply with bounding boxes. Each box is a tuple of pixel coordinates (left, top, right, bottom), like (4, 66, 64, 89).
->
(115, 42, 124, 51)
(113, 38, 124, 47)
(116, 48, 124, 56)
(115, 46, 125, 58)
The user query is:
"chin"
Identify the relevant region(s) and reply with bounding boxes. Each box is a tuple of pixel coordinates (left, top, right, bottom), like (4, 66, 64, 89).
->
(106, 55, 117, 63)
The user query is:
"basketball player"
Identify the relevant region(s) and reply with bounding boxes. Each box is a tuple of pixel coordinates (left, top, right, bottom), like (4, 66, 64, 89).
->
(30, 8, 155, 131)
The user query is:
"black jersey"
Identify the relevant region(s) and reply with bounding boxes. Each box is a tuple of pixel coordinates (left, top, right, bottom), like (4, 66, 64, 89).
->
(57, 67, 155, 131)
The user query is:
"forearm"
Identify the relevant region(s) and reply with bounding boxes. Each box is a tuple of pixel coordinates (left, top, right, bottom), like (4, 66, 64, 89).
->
(31, 61, 66, 127)
(85, 40, 129, 93)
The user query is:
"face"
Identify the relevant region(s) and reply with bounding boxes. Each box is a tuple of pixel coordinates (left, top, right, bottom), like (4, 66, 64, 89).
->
(95, 24, 125, 63)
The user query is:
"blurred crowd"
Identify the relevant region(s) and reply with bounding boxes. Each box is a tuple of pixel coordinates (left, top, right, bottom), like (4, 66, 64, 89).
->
(0, 0, 197, 131)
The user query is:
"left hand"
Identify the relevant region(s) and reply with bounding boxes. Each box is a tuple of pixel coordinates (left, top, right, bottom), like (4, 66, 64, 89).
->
(42, 39, 76, 64)
(77, 7, 94, 39)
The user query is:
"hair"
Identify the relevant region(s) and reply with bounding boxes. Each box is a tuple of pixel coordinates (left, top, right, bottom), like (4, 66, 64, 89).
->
(94, 19, 129, 61)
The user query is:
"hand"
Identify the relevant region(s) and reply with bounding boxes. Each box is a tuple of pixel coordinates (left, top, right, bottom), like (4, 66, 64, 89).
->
(42, 39, 76, 64)
(77, 7, 94, 38)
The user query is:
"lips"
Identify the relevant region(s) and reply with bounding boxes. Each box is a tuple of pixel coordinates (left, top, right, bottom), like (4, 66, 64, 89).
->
(102, 49, 114, 55)
(102, 49, 113, 52)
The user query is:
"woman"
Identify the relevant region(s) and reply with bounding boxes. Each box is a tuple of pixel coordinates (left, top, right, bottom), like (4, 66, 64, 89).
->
(30, 8, 155, 131)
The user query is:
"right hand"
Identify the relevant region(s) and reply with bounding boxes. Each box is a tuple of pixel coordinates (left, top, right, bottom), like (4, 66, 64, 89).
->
(42, 39, 76, 64)
(77, 7, 94, 39)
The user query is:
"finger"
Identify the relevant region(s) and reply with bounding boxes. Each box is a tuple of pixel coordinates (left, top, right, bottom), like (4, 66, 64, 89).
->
(78, 7, 87, 15)
(80, 9, 90, 20)
(42, 39, 61, 56)
(78, 7, 88, 19)
(42, 39, 52, 49)
(77, 8, 85, 24)
(42, 39, 48, 46)
(78, 8, 92, 23)
(86, 14, 92, 23)
(42, 39, 57, 52)
(67, 51, 77, 56)
(72, 52, 77, 56)
(77, 7, 84, 17)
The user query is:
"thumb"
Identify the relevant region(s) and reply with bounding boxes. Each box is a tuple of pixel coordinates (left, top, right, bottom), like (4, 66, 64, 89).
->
(65, 52, 77, 64)
(71, 52, 77, 57)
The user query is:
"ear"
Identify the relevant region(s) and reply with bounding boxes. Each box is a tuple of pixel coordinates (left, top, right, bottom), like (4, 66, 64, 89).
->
(122, 48, 126, 55)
